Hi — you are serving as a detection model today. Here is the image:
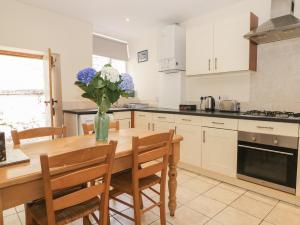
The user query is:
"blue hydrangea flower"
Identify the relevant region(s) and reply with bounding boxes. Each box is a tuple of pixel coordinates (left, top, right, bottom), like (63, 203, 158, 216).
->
(119, 73, 134, 93)
(77, 68, 97, 84)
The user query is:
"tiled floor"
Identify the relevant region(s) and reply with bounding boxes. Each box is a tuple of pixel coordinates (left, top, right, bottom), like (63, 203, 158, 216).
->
(4, 168, 300, 225)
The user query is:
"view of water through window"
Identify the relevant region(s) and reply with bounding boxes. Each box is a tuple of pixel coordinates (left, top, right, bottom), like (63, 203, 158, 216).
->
(0, 54, 49, 145)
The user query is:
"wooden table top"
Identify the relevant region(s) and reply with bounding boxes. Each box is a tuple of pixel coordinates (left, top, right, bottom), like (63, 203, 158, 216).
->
(0, 129, 183, 189)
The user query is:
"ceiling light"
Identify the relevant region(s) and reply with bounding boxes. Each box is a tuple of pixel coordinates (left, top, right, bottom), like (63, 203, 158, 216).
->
(125, 18, 130, 22)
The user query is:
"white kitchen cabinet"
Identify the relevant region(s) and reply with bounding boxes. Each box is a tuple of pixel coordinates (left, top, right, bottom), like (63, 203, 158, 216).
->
(186, 12, 258, 76)
(186, 24, 214, 75)
(176, 123, 202, 167)
(118, 119, 131, 129)
(214, 13, 257, 73)
(135, 112, 152, 130)
(153, 121, 175, 132)
(202, 127, 238, 177)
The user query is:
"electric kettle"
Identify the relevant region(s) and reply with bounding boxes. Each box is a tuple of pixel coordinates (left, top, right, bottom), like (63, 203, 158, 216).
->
(205, 96, 216, 112)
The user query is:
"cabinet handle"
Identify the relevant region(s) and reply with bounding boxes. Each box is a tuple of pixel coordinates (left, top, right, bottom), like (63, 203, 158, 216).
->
(138, 115, 146, 117)
(208, 59, 211, 71)
(203, 130, 206, 143)
(148, 123, 150, 131)
(158, 116, 166, 119)
(182, 119, 192, 122)
(212, 121, 224, 125)
(175, 126, 177, 134)
(152, 123, 155, 131)
(256, 126, 274, 130)
(215, 58, 218, 70)
(129, 121, 131, 128)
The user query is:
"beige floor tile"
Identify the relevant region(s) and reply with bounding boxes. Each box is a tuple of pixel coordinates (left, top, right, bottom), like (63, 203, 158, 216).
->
(205, 219, 223, 225)
(175, 185, 200, 204)
(244, 191, 279, 206)
(3, 208, 16, 217)
(181, 178, 215, 194)
(166, 206, 209, 225)
(187, 195, 226, 218)
(214, 207, 261, 225)
(17, 211, 25, 225)
(260, 221, 274, 225)
(231, 195, 274, 219)
(149, 219, 172, 225)
(113, 208, 159, 225)
(110, 193, 132, 215)
(197, 175, 221, 186)
(218, 183, 246, 195)
(265, 202, 300, 225)
(4, 213, 21, 225)
(177, 172, 195, 184)
(178, 169, 199, 178)
(204, 186, 241, 204)
(15, 205, 25, 213)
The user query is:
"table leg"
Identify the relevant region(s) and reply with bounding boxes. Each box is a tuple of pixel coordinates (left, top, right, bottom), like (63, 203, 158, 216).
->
(168, 142, 180, 217)
(0, 191, 3, 225)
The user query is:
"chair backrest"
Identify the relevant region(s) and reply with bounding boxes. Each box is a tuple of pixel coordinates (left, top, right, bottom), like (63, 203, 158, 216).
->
(132, 130, 174, 192)
(11, 126, 67, 146)
(40, 141, 117, 225)
(82, 121, 120, 135)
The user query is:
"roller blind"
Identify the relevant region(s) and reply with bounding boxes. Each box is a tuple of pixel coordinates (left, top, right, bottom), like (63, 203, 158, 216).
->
(93, 35, 128, 61)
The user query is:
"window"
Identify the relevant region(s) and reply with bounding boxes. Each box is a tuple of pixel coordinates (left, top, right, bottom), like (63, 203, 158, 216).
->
(92, 55, 127, 74)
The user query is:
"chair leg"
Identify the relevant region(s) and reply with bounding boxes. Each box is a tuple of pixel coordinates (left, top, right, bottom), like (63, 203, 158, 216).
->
(159, 202, 167, 225)
(139, 192, 144, 209)
(25, 204, 33, 225)
(133, 193, 141, 225)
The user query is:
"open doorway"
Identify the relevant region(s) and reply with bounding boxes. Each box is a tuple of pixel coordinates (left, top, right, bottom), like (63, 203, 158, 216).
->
(0, 49, 61, 145)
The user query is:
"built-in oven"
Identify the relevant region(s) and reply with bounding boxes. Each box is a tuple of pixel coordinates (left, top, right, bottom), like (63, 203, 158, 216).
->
(237, 131, 298, 194)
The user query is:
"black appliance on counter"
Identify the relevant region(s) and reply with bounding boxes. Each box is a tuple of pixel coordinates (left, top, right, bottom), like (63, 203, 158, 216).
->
(205, 96, 215, 112)
(0, 132, 6, 162)
(237, 131, 298, 194)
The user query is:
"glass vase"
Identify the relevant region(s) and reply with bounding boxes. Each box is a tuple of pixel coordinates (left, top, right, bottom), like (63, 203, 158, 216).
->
(94, 111, 110, 141)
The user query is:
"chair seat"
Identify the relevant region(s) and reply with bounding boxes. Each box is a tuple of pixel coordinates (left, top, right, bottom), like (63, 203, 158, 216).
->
(28, 197, 100, 225)
(111, 170, 161, 194)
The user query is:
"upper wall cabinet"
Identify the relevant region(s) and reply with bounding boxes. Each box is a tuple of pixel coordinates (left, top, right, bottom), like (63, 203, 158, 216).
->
(186, 12, 258, 76)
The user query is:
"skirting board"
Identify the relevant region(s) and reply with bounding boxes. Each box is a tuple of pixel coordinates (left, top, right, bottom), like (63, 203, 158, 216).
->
(178, 162, 300, 207)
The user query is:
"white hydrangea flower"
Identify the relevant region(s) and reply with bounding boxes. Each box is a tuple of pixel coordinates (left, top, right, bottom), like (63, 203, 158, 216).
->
(101, 66, 120, 82)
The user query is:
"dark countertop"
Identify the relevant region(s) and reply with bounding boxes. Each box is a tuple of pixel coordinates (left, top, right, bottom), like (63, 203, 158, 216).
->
(63, 107, 300, 124)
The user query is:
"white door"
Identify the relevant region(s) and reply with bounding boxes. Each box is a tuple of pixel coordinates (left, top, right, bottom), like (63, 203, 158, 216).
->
(186, 24, 214, 75)
(202, 127, 238, 177)
(214, 13, 250, 73)
(43, 49, 62, 127)
(176, 124, 202, 167)
(153, 122, 175, 132)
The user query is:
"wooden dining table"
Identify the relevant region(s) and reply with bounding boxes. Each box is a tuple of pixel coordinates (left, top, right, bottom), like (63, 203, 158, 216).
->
(0, 128, 182, 225)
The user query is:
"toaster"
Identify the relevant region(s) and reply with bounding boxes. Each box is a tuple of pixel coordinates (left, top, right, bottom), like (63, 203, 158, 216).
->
(219, 100, 240, 112)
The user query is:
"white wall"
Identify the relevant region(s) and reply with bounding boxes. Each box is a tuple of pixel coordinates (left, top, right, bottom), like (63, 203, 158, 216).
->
(128, 0, 273, 109)
(0, 0, 93, 103)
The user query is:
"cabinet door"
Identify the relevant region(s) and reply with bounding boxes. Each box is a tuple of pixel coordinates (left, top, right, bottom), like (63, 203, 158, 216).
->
(202, 127, 237, 177)
(176, 124, 202, 167)
(153, 121, 175, 132)
(214, 13, 250, 73)
(118, 119, 131, 129)
(186, 24, 214, 75)
(135, 112, 152, 130)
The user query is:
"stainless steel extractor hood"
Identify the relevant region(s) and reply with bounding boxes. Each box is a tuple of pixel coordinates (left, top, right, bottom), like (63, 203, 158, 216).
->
(245, 0, 300, 44)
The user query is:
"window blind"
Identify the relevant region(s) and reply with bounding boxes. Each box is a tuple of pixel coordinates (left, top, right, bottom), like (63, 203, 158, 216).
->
(93, 35, 128, 61)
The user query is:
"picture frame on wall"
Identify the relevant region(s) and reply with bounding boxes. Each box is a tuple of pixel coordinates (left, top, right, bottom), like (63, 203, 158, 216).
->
(137, 50, 148, 63)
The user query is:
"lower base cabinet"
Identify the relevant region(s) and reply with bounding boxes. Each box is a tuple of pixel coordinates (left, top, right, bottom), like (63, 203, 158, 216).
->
(176, 124, 202, 167)
(202, 127, 238, 177)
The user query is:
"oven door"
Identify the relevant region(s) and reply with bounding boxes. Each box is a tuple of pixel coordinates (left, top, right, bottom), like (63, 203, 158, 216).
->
(237, 141, 298, 194)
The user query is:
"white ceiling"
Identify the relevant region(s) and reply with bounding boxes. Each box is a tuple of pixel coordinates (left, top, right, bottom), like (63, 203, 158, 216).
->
(17, 0, 241, 41)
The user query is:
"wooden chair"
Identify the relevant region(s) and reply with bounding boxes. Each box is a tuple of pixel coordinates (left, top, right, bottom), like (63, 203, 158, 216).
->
(11, 126, 66, 147)
(26, 141, 117, 225)
(82, 121, 120, 135)
(109, 130, 175, 225)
